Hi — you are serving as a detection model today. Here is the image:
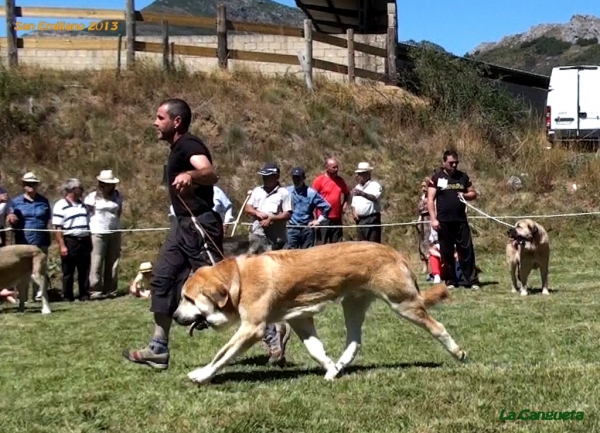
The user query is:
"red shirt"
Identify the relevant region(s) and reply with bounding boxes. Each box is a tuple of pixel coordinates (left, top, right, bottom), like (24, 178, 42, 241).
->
(312, 174, 350, 220)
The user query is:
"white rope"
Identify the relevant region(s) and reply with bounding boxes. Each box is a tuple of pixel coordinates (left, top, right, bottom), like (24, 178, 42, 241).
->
(459, 196, 514, 228)
(2, 205, 600, 233)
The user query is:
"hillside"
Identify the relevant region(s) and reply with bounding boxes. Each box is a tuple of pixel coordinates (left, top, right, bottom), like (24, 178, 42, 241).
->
(2, 52, 600, 290)
(27, 0, 307, 37)
(469, 14, 600, 75)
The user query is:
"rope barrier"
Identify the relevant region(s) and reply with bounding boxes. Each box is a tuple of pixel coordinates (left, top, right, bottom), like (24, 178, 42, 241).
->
(1, 206, 600, 233)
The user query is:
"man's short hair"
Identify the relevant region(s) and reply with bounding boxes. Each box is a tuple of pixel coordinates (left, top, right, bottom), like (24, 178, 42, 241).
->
(443, 149, 458, 161)
(161, 98, 192, 131)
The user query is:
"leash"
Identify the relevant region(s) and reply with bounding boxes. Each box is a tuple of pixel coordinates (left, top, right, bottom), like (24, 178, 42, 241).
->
(459, 195, 514, 228)
(176, 193, 225, 265)
(231, 190, 252, 237)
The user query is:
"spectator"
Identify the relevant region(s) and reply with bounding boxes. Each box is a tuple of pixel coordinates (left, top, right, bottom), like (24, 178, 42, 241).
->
(52, 178, 92, 302)
(312, 157, 350, 244)
(286, 166, 331, 249)
(245, 162, 293, 366)
(350, 162, 383, 243)
(6, 172, 52, 301)
(129, 261, 153, 299)
(427, 149, 480, 290)
(84, 170, 123, 299)
(416, 177, 432, 275)
(0, 172, 9, 247)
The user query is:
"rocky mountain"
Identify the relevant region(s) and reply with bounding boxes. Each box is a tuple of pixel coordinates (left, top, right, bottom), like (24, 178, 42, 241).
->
(469, 14, 600, 75)
(26, 0, 307, 37)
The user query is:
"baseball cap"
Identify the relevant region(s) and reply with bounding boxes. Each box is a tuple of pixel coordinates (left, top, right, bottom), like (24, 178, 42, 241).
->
(258, 162, 280, 176)
(291, 167, 305, 177)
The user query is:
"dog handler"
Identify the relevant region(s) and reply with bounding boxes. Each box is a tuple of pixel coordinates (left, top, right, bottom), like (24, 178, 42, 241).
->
(123, 99, 224, 370)
(427, 149, 480, 290)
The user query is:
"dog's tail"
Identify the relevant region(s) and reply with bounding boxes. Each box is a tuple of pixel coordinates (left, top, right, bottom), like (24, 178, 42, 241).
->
(421, 283, 451, 308)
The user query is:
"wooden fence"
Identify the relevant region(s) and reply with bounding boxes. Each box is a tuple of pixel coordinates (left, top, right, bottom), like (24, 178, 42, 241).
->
(0, 1, 398, 85)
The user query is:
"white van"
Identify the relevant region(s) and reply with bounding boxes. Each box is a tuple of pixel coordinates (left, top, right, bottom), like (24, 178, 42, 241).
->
(546, 65, 600, 144)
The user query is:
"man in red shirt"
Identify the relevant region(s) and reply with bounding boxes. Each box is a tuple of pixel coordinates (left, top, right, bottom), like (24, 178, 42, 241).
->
(312, 157, 350, 244)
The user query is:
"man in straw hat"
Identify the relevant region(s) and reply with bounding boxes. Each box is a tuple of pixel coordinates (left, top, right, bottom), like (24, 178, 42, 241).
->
(123, 98, 224, 371)
(6, 172, 52, 301)
(350, 162, 383, 243)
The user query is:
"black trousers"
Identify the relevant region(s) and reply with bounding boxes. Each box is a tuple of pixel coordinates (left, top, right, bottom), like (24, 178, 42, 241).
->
(61, 235, 92, 301)
(316, 218, 344, 245)
(356, 213, 382, 243)
(150, 211, 224, 317)
(438, 221, 479, 286)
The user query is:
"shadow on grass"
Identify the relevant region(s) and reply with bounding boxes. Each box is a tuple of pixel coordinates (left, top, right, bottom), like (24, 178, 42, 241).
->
(188, 355, 444, 386)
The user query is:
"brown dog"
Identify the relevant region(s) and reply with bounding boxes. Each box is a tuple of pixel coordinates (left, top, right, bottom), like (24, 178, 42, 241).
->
(0, 244, 51, 314)
(173, 241, 467, 385)
(506, 219, 550, 296)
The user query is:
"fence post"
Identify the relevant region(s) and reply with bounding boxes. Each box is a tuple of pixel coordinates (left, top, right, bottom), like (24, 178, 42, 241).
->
(5, 0, 18, 68)
(386, 1, 398, 84)
(162, 20, 169, 71)
(116, 34, 123, 77)
(126, 0, 135, 69)
(170, 42, 175, 69)
(304, 19, 313, 82)
(347, 28, 355, 84)
(217, 5, 228, 69)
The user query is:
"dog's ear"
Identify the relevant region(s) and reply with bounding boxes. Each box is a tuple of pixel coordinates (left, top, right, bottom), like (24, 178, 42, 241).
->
(208, 284, 229, 309)
(530, 224, 539, 237)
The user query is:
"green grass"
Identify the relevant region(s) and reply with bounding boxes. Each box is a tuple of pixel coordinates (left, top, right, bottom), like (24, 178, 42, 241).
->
(1, 234, 600, 433)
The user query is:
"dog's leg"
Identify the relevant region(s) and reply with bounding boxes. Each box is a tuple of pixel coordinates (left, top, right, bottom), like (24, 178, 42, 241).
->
(540, 250, 550, 296)
(509, 259, 520, 294)
(332, 295, 373, 378)
(519, 260, 534, 297)
(388, 300, 467, 362)
(287, 316, 339, 381)
(187, 322, 263, 385)
(32, 271, 51, 315)
(16, 277, 29, 313)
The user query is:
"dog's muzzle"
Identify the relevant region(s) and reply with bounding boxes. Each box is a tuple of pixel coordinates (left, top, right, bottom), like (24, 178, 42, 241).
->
(188, 316, 210, 337)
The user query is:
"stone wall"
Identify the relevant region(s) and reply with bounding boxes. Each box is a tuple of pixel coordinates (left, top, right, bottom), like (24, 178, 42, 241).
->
(0, 33, 387, 82)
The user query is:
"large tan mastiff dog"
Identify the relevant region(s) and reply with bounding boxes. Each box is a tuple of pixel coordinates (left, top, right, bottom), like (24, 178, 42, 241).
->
(0, 244, 51, 314)
(173, 241, 467, 385)
(506, 219, 550, 296)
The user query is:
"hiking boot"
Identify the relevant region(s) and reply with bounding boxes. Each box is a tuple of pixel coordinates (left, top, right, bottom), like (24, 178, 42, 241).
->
(122, 345, 169, 370)
(267, 322, 291, 366)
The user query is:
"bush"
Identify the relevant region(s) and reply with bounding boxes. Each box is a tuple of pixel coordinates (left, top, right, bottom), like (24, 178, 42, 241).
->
(399, 45, 531, 154)
(521, 36, 571, 56)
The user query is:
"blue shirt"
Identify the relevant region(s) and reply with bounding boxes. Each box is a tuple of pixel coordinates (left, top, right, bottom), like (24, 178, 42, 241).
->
(9, 193, 52, 247)
(287, 184, 331, 226)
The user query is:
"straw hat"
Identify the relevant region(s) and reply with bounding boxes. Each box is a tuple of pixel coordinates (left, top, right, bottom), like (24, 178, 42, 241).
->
(354, 162, 374, 173)
(139, 262, 153, 273)
(97, 170, 120, 184)
(22, 172, 41, 183)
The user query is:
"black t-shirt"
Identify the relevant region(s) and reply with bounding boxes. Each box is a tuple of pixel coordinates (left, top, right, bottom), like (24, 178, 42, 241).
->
(167, 132, 215, 217)
(429, 169, 472, 222)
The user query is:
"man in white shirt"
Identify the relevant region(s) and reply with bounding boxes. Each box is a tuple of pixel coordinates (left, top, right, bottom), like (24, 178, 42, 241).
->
(350, 162, 383, 243)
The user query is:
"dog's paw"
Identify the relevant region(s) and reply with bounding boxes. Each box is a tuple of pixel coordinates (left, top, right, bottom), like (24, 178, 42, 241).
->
(455, 350, 468, 362)
(187, 367, 214, 385)
(41, 309, 51, 315)
(542, 288, 550, 296)
(511, 288, 518, 294)
(520, 289, 528, 297)
(324, 366, 340, 381)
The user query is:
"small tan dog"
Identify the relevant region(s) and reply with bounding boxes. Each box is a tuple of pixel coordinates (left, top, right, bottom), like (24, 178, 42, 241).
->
(506, 219, 550, 296)
(172, 241, 467, 385)
(0, 244, 51, 314)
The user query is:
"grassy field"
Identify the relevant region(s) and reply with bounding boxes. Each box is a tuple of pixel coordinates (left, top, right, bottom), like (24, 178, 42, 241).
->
(1, 228, 600, 433)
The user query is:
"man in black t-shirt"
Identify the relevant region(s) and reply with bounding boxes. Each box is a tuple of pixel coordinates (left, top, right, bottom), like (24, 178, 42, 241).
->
(123, 99, 224, 370)
(427, 150, 480, 290)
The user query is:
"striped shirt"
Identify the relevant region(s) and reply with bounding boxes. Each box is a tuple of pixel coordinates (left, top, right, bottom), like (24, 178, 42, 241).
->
(52, 198, 91, 237)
